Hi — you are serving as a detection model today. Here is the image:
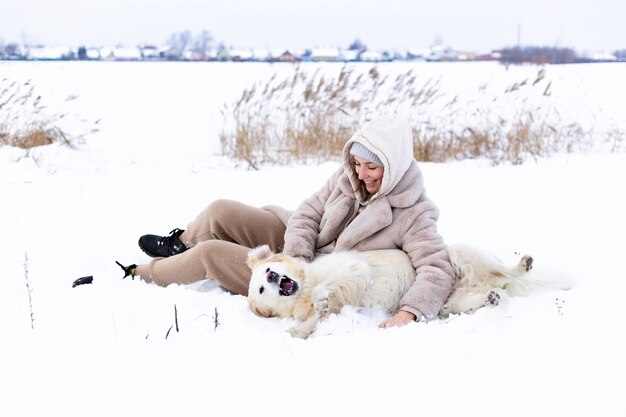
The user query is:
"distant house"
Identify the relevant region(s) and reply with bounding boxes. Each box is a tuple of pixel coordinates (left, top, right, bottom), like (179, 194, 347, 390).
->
(275, 50, 301, 63)
(158, 46, 180, 60)
(252, 48, 302, 63)
(229, 48, 253, 61)
(359, 50, 387, 62)
(340, 49, 360, 62)
(113, 47, 142, 61)
(98, 47, 114, 60)
(406, 48, 430, 61)
(270, 48, 292, 60)
(455, 51, 473, 61)
(474, 50, 501, 61)
(216, 48, 230, 61)
(428, 45, 458, 61)
(86, 48, 101, 60)
(27, 46, 73, 60)
(587, 51, 617, 62)
(140, 45, 159, 59)
(252, 47, 272, 62)
(204, 49, 218, 61)
(182, 50, 196, 60)
(98, 47, 142, 61)
(387, 50, 405, 61)
(310, 47, 341, 62)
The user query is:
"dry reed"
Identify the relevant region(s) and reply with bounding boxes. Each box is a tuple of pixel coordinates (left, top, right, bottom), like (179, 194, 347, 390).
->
(220, 65, 623, 168)
(0, 77, 87, 150)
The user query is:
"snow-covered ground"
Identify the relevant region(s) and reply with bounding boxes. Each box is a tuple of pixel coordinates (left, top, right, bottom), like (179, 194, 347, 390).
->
(1, 61, 625, 417)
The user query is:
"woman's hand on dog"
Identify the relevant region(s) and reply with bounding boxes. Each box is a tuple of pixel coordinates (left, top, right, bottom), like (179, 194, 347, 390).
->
(379, 310, 416, 328)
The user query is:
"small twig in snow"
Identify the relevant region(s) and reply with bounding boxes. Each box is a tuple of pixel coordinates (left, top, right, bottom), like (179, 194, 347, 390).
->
(213, 307, 220, 331)
(165, 304, 180, 340)
(23, 253, 35, 329)
(174, 304, 179, 333)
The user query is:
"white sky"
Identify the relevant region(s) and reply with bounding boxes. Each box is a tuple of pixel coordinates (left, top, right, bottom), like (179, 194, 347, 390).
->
(1, 0, 623, 53)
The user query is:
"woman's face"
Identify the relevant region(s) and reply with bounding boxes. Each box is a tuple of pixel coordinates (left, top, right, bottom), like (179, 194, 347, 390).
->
(354, 156, 384, 194)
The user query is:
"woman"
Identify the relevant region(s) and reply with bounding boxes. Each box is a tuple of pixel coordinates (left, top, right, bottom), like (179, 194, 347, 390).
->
(122, 115, 455, 328)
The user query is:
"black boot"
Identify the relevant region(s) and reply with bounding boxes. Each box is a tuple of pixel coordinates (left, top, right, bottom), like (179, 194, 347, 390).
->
(138, 228, 188, 258)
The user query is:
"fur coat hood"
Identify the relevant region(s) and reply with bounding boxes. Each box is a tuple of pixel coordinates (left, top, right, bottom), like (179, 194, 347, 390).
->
(264, 115, 454, 320)
(342, 114, 416, 205)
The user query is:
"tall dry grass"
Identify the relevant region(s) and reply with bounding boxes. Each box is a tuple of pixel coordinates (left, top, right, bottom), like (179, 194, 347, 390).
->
(219, 65, 623, 168)
(0, 77, 88, 150)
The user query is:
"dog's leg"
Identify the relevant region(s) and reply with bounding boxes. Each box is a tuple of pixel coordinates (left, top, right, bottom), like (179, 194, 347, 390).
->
(288, 316, 318, 339)
(287, 296, 332, 339)
(312, 285, 347, 318)
(516, 255, 533, 273)
(441, 289, 504, 316)
(288, 286, 346, 339)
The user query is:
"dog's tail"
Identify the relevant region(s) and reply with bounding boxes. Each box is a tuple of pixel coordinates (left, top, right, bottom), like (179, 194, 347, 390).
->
(447, 244, 574, 297)
(505, 268, 574, 296)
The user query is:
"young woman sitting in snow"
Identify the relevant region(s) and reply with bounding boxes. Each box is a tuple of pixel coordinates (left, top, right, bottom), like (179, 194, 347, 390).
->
(118, 114, 455, 328)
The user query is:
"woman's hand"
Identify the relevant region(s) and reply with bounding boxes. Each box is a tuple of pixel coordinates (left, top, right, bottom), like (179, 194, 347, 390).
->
(378, 310, 416, 328)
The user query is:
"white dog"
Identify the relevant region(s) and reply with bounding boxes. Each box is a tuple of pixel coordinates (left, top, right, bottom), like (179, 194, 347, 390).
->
(246, 244, 567, 338)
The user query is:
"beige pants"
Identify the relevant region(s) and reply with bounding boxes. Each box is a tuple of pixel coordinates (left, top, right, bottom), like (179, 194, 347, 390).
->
(135, 199, 286, 295)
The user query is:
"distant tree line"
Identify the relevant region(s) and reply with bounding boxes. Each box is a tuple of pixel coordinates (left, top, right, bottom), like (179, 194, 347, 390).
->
(614, 50, 626, 60)
(498, 46, 619, 64)
(167, 30, 214, 59)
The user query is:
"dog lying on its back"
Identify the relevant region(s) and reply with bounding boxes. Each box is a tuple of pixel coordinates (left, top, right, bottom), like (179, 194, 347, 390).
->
(246, 246, 416, 338)
(246, 244, 568, 339)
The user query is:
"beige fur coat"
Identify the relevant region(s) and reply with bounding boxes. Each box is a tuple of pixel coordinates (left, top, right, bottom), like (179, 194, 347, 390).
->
(263, 115, 454, 320)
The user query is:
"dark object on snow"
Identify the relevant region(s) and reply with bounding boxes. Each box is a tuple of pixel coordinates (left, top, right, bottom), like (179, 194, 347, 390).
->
(138, 228, 188, 258)
(115, 261, 137, 279)
(72, 276, 93, 287)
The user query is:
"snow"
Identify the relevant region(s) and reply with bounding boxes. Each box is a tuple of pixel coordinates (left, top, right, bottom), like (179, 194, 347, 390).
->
(1, 61, 625, 417)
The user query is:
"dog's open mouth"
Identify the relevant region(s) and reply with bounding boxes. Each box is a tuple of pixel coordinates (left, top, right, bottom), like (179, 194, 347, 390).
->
(266, 268, 299, 296)
(279, 277, 298, 296)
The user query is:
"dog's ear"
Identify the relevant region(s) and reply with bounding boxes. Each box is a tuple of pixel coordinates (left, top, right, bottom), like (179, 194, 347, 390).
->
(246, 245, 274, 269)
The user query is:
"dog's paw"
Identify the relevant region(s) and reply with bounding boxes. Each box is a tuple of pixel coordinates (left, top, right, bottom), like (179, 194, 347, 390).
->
(288, 325, 313, 339)
(485, 291, 501, 307)
(315, 297, 330, 318)
(287, 316, 318, 339)
(518, 255, 534, 272)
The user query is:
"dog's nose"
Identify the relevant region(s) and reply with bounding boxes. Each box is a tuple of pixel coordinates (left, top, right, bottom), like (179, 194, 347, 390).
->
(267, 270, 279, 283)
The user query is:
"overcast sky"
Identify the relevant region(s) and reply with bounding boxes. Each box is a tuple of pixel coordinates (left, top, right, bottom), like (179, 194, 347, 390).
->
(1, 0, 623, 53)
